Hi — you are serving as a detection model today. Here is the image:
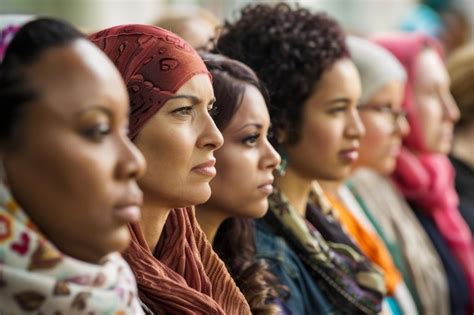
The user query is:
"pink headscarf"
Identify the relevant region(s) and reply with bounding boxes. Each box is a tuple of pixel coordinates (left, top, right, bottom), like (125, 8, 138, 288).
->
(373, 33, 474, 311)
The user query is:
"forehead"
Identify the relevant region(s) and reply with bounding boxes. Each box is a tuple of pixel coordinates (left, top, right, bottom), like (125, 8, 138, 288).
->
(25, 39, 127, 113)
(225, 84, 269, 130)
(307, 58, 361, 101)
(175, 73, 213, 100)
(369, 80, 404, 101)
(414, 49, 448, 86)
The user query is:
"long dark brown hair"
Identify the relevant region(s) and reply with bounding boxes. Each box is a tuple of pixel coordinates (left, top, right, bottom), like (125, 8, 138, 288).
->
(200, 52, 286, 315)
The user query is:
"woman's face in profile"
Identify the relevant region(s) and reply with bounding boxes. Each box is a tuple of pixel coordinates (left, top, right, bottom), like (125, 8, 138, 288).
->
(286, 58, 364, 182)
(356, 80, 410, 175)
(2, 39, 146, 263)
(134, 73, 224, 209)
(206, 84, 280, 219)
(413, 48, 460, 154)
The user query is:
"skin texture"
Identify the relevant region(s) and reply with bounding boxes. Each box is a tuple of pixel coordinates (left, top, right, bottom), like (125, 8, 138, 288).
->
(285, 58, 364, 182)
(413, 49, 460, 154)
(276, 58, 364, 215)
(356, 80, 410, 175)
(134, 73, 224, 250)
(2, 39, 146, 264)
(197, 84, 280, 241)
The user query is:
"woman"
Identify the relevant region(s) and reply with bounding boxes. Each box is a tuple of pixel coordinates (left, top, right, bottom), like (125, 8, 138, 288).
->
(375, 33, 474, 314)
(0, 18, 146, 313)
(195, 53, 284, 314)
(89, 25, 251, 314)
(316, 35, 420, 315)
(214, 4, 385, 314)
(346, 35, 450, 315)
(448, 43, 474, 234)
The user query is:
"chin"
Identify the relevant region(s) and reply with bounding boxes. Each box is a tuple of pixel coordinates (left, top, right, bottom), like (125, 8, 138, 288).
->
(331, 167, 352, 182)
(377, 159, 396, 176)
(438, 143, 452, 155)
(104, 226, 132, 256)
(183, 185, 212, 206)
(250, 201, 269, 219)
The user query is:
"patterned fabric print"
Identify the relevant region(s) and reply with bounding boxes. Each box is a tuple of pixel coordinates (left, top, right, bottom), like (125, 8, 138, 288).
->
(0, 182, 144, 314)
(89, 24, 210, 140)
(264, 188, 385, 314)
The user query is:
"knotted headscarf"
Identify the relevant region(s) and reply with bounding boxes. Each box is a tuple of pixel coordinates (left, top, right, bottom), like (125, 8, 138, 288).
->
(90, 25, 251, 314)
(374, 33, 474, 311)
(89, 24, 210, 140)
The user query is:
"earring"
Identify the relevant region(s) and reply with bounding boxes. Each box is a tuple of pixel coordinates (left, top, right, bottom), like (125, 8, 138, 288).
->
(276, 144, 288, 176)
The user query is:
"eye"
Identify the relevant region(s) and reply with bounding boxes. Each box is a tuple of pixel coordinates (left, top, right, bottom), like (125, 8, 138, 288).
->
(328, 105, 347, 114)
(172, 106, 194, 117)
(369, 104, 393, 114)
(208, 104, 218, 117)
(82, 123, 111, 142)
(242, 133, 260, 146)
(266, 129, 275, 141)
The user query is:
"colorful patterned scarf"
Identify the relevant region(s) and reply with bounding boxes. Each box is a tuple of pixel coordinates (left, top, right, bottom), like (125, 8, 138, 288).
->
(263, 187, 385, 314)
(0, 181, 144, 314)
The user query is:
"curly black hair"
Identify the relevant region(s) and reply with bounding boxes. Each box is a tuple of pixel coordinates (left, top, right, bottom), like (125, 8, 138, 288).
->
(213, 3, 349, 144)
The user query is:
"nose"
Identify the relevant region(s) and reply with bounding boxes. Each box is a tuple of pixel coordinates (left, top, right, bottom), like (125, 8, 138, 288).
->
(346, 107, 366, 139)
(442, 91, 460, 123)
(196, 111, 224, 151)
(116, 136, 147, 180)
(260, 138, 281, 171)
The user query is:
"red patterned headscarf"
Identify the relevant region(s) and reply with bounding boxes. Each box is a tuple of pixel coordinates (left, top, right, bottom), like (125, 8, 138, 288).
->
(373, 33, 474, 312)
(89, 24, 210, 140)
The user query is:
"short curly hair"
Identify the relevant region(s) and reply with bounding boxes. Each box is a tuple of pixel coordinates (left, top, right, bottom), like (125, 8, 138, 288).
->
(213, 3, 349, 144)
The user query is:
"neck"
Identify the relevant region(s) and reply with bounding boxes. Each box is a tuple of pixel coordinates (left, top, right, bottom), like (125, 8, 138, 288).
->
(452, 126, 474, 169)
(195, 205, 227, 244)
(139, 199, 171, 253)
(318, 179, 342, 195)
(275, 166, 312, 216)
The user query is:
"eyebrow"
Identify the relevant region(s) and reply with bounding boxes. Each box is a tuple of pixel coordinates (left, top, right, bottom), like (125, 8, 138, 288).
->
(168, 94, 216, 105)
(322, 97, 353, 106)
(236, 123, 263, 132)
(77, 105, 113, 118)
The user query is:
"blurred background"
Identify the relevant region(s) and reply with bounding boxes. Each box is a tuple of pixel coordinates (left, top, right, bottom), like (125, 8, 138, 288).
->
(1, 0, 473, 54)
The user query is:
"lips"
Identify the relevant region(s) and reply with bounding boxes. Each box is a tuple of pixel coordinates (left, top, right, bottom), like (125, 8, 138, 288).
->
(192, 159, 217, 177)
(258, 178, 274, 195)
(339, 147, 359, 163)
(113, 189, 143, 223)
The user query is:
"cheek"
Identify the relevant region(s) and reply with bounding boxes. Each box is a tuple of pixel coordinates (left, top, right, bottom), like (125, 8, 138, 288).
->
(300, 120, 340, 160)
(213, 146, 255, 194)
(6, 136, 115, 242)
(137, 127, 196, 180)
(360, 118, 391, 149)
(416, 96, 443, 125)
(416, 101, 442, 144)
